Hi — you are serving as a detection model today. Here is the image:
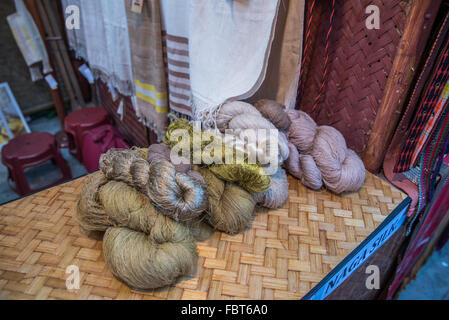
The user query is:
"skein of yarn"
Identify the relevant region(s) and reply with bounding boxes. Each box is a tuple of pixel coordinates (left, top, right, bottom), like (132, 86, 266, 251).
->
(74, 174, 198, 290)
(75, 172, 198, 236)
(75, 172, 114, 234)
(254, 99, 365, 194)
(285, 110, 316, 152)
(148, 143, 206, 184)
(254, 99, 291, 132)
(253, 167, 289, 209)
(286, 143, 323, 190)
(100, 149, 208, 221)
(209, 163, 271, 194)
(195, 166, 256, 235)
(75, 172, 211, 242)
(148, 143, 191, 174)
(287, 110, 365, 193)
(147, 160, 208, 220)
(165, 119, 272, 194)
(103, 227, 196, 291)
(216, 101, 290, 164)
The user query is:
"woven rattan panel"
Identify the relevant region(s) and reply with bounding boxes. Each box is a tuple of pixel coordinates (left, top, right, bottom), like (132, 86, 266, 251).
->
(98, 81, 149, 148)
(300, 0, 409, 155)
(0, 174, 406, 300)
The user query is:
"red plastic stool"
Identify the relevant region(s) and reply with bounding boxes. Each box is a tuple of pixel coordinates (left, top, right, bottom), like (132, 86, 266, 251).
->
(1, 132, 72, 196)
(64, 107, 111, 161)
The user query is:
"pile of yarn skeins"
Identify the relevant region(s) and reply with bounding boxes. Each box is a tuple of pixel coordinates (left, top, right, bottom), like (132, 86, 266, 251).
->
(74, 99, 365, 291)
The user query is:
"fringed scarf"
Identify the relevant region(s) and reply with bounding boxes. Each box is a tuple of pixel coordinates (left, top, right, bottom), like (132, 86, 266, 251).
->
(126, 0, 169, 141)
(189, 0, 280, 127)
(79, 0, 134, 96)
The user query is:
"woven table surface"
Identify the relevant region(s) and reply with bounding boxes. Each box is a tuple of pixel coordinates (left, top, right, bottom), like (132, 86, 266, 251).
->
(0, 173, 406, 300)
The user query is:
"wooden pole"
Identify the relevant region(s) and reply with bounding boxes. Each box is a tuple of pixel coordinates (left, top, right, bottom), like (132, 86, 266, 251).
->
(362, 0, 441, 173)
(24, 0, 66, 125)
(42, 0, 86, 108)
(35, 0, 80, 111)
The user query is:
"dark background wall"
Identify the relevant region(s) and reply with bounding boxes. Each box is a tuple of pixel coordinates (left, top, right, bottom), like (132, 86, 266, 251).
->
(0, 0, 53, 115)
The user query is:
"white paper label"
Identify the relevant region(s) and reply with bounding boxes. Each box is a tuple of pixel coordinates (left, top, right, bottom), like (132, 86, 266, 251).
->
(78, 64, 95, 84)
(45, 74, 58, 90)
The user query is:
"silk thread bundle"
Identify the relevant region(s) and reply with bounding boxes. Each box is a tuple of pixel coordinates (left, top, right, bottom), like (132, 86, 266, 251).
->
(147, 143, 205, 184)
(74, 172, 198, 290)
(253, 167, 289, 209)
(287, 110, 365, 193)
(99, 148, 256, 234)
(216, 101, 290, 164)
(194, 166, 256, 235)
(100, 146, 258, 234)
(208, 164, 271, 194)
(146, 143, 287, 219)
(253, 99, 365, 194)
(165, 101, 290, 207)
(215, 101, 290, 208)
(100, 148, 208, 221)
(165, 118, 272, 194)
(254, 99, 291, 132)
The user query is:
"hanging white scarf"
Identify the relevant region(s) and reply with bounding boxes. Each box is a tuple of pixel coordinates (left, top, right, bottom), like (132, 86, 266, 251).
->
(189, 0, 280, 127)
(80, 0, 134, 96)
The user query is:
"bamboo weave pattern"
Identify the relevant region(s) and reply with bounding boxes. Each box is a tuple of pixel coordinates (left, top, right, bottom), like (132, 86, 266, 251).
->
(0, 173, 406, 300)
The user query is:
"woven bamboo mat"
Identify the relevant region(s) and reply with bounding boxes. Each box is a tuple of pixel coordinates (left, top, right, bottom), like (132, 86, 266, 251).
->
(0, 173, 406, 300)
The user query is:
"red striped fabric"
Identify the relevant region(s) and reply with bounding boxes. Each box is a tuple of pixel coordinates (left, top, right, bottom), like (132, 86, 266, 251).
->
(162, 31, 192, 117)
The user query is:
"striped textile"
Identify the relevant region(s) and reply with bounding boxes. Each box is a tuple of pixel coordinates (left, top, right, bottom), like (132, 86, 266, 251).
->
(394, 38, 449, 173)
(383, 12, 449, 217)
(162, 32, 192, 117)
(418, 103, 449, 212)
(160, 0, 193, 118)
(410, 80, 449, 166)
(126, 0, 169, 139)
(134, 80, 168, 114)
(402, 166, 422, 186)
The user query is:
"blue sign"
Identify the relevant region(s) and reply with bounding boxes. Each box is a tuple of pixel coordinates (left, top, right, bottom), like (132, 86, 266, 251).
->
(303, 198, 411, 300)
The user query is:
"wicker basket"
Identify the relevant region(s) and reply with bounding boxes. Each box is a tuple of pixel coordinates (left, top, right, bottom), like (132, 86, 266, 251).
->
(299, 0, 410, 155)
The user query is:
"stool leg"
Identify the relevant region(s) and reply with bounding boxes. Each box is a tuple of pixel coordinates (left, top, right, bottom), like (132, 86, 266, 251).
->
(67, 131, 82, 162)
(9, 165, 32, 196)
(52, 147, 72, 181)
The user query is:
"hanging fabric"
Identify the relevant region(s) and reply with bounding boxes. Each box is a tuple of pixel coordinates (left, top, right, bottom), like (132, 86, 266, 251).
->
(417, 104, 449, 213)
(7, 0, 53, 81)
(394, 37, 449, 173)
(388, 170, 449, 299)
(125, 0, 169, 140)
(79, 0, 134, 96)
(160, 0, 193, 118)
(249, 0, 306, 109)
(61, 0, 87, 61)
(409, 80, 449, 167)
(383, 12, 449, 216)
(189, 0, 280, 126)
